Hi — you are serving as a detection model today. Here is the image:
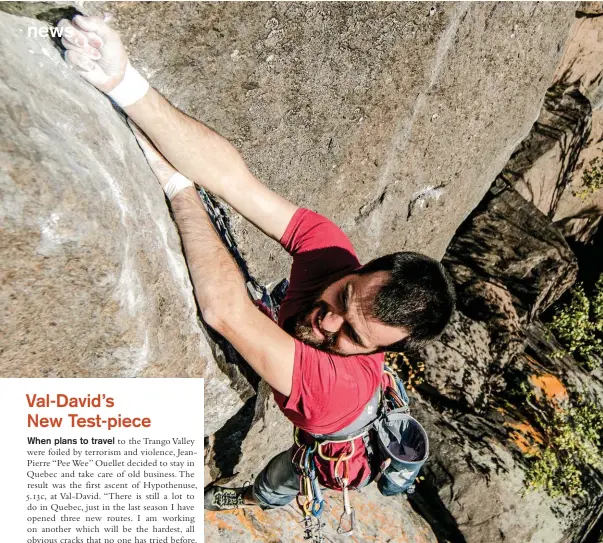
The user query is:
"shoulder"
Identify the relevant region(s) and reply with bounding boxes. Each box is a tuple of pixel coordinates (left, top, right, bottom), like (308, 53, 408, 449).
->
(280, 208, 358, 258)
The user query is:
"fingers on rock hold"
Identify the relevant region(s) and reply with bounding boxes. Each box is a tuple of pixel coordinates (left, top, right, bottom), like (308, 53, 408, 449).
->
(57, 19, 88, 48)
(72, 15, 115, 42)
(61, 35, 101, 60)
(65, 49, 97, 73)
(82, 31, 104, 50)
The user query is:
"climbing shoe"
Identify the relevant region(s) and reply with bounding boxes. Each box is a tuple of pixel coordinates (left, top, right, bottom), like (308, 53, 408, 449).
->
(204, 483, 251, 511)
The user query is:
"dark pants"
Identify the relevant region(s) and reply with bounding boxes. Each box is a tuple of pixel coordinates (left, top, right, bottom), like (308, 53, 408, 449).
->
(253, 447, 300, 509)
(253, 446, 373, 509)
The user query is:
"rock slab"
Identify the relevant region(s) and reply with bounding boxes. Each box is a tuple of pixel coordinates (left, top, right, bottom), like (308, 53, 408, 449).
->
(90, 1, 576, 283)
(0, 12, 253, 436)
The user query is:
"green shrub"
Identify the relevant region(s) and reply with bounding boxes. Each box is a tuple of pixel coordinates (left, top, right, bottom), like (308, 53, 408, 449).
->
(525, 403, 603, 498)
(549, 274, 603, 370)
(594, 274, 603, 331)
(574, 156, 603, 199)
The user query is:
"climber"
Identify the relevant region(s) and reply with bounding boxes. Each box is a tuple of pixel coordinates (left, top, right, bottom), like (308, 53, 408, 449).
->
(57, 15, 455, 515)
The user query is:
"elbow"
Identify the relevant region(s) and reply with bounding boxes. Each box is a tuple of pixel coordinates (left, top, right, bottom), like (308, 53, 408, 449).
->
(200, 297, 247, 336)
(200, 305, 227, 334)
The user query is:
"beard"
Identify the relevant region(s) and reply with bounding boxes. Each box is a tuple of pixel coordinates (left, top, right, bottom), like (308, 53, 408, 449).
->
(289, 298, 339, 353)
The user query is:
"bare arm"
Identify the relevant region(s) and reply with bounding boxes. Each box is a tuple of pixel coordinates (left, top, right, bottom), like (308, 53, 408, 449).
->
(59, 15, 298, 394)
(58, 15, 297, 241)
(124, 123, 296, 396)
(170, 187, 295, 396)
(125, 89, 298, 241)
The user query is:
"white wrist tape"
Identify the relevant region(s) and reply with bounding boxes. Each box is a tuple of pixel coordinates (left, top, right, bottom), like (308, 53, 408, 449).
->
(164, 172, 194, 200)
(107, 62, 149, 108)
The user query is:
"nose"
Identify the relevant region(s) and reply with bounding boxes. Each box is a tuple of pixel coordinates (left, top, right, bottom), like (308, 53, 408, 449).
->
(320, 311, 344, 334)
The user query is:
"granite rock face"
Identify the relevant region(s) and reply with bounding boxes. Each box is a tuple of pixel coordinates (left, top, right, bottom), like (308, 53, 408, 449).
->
(410, 396, 570, 543)
(420, 311, 497, 408)
(205, 483, 438, 543)
(556, 13, 603, 109)
(412, 11, 603, 536)
(499, 84, 592, 219)
(499, 11, 603, 243)
(0, 2, 588, 542)
(0, 13, 253, 436)
(444, 188, 579, 324)
(577, 1, 603, 16)
(413, 321, 603, 543)
(90, 1, 576, 284)
(412, 185, 600, 543)
(420, 185, 578, 408)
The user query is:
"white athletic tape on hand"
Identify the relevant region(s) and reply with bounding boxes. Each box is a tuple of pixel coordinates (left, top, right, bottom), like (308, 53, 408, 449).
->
(107, 62, 149, 108)
(164, 172, 194, 200)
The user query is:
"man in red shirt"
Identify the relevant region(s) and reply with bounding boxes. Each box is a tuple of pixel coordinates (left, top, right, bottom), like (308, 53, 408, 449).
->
(58, 16, 455, 511)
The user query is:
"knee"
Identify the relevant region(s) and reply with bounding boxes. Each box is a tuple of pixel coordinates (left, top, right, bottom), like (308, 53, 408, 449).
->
(252, 466, 297, 510)
(252, 480, 294, 510)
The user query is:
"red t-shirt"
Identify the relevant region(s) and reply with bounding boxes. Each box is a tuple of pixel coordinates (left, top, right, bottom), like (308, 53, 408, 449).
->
(272, 208, 388, 489)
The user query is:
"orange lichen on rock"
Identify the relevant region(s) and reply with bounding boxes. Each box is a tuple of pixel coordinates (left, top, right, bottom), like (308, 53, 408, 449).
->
(506, 421, 545, 456)
(528, 373, 569, 405)
(205, 509, 284, 542)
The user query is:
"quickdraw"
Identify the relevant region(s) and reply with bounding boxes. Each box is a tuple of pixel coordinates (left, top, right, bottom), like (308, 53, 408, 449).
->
(294, 428, 357, 537)
(293, 442, 325, 542)
(338, 477, 355, 536)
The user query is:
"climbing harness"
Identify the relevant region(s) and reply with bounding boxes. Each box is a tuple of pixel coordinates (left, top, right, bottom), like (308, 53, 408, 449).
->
(294, 422, 359, 536)
(292, 363, 430, 538)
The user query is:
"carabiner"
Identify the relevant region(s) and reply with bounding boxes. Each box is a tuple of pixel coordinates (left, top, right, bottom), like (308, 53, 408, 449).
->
(310, 472, 324, 517)
(311, 497, 325, 517)
(304, 445, 314, 470)
(337, 480, 355, 536)
(337, 508, 356, 536)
